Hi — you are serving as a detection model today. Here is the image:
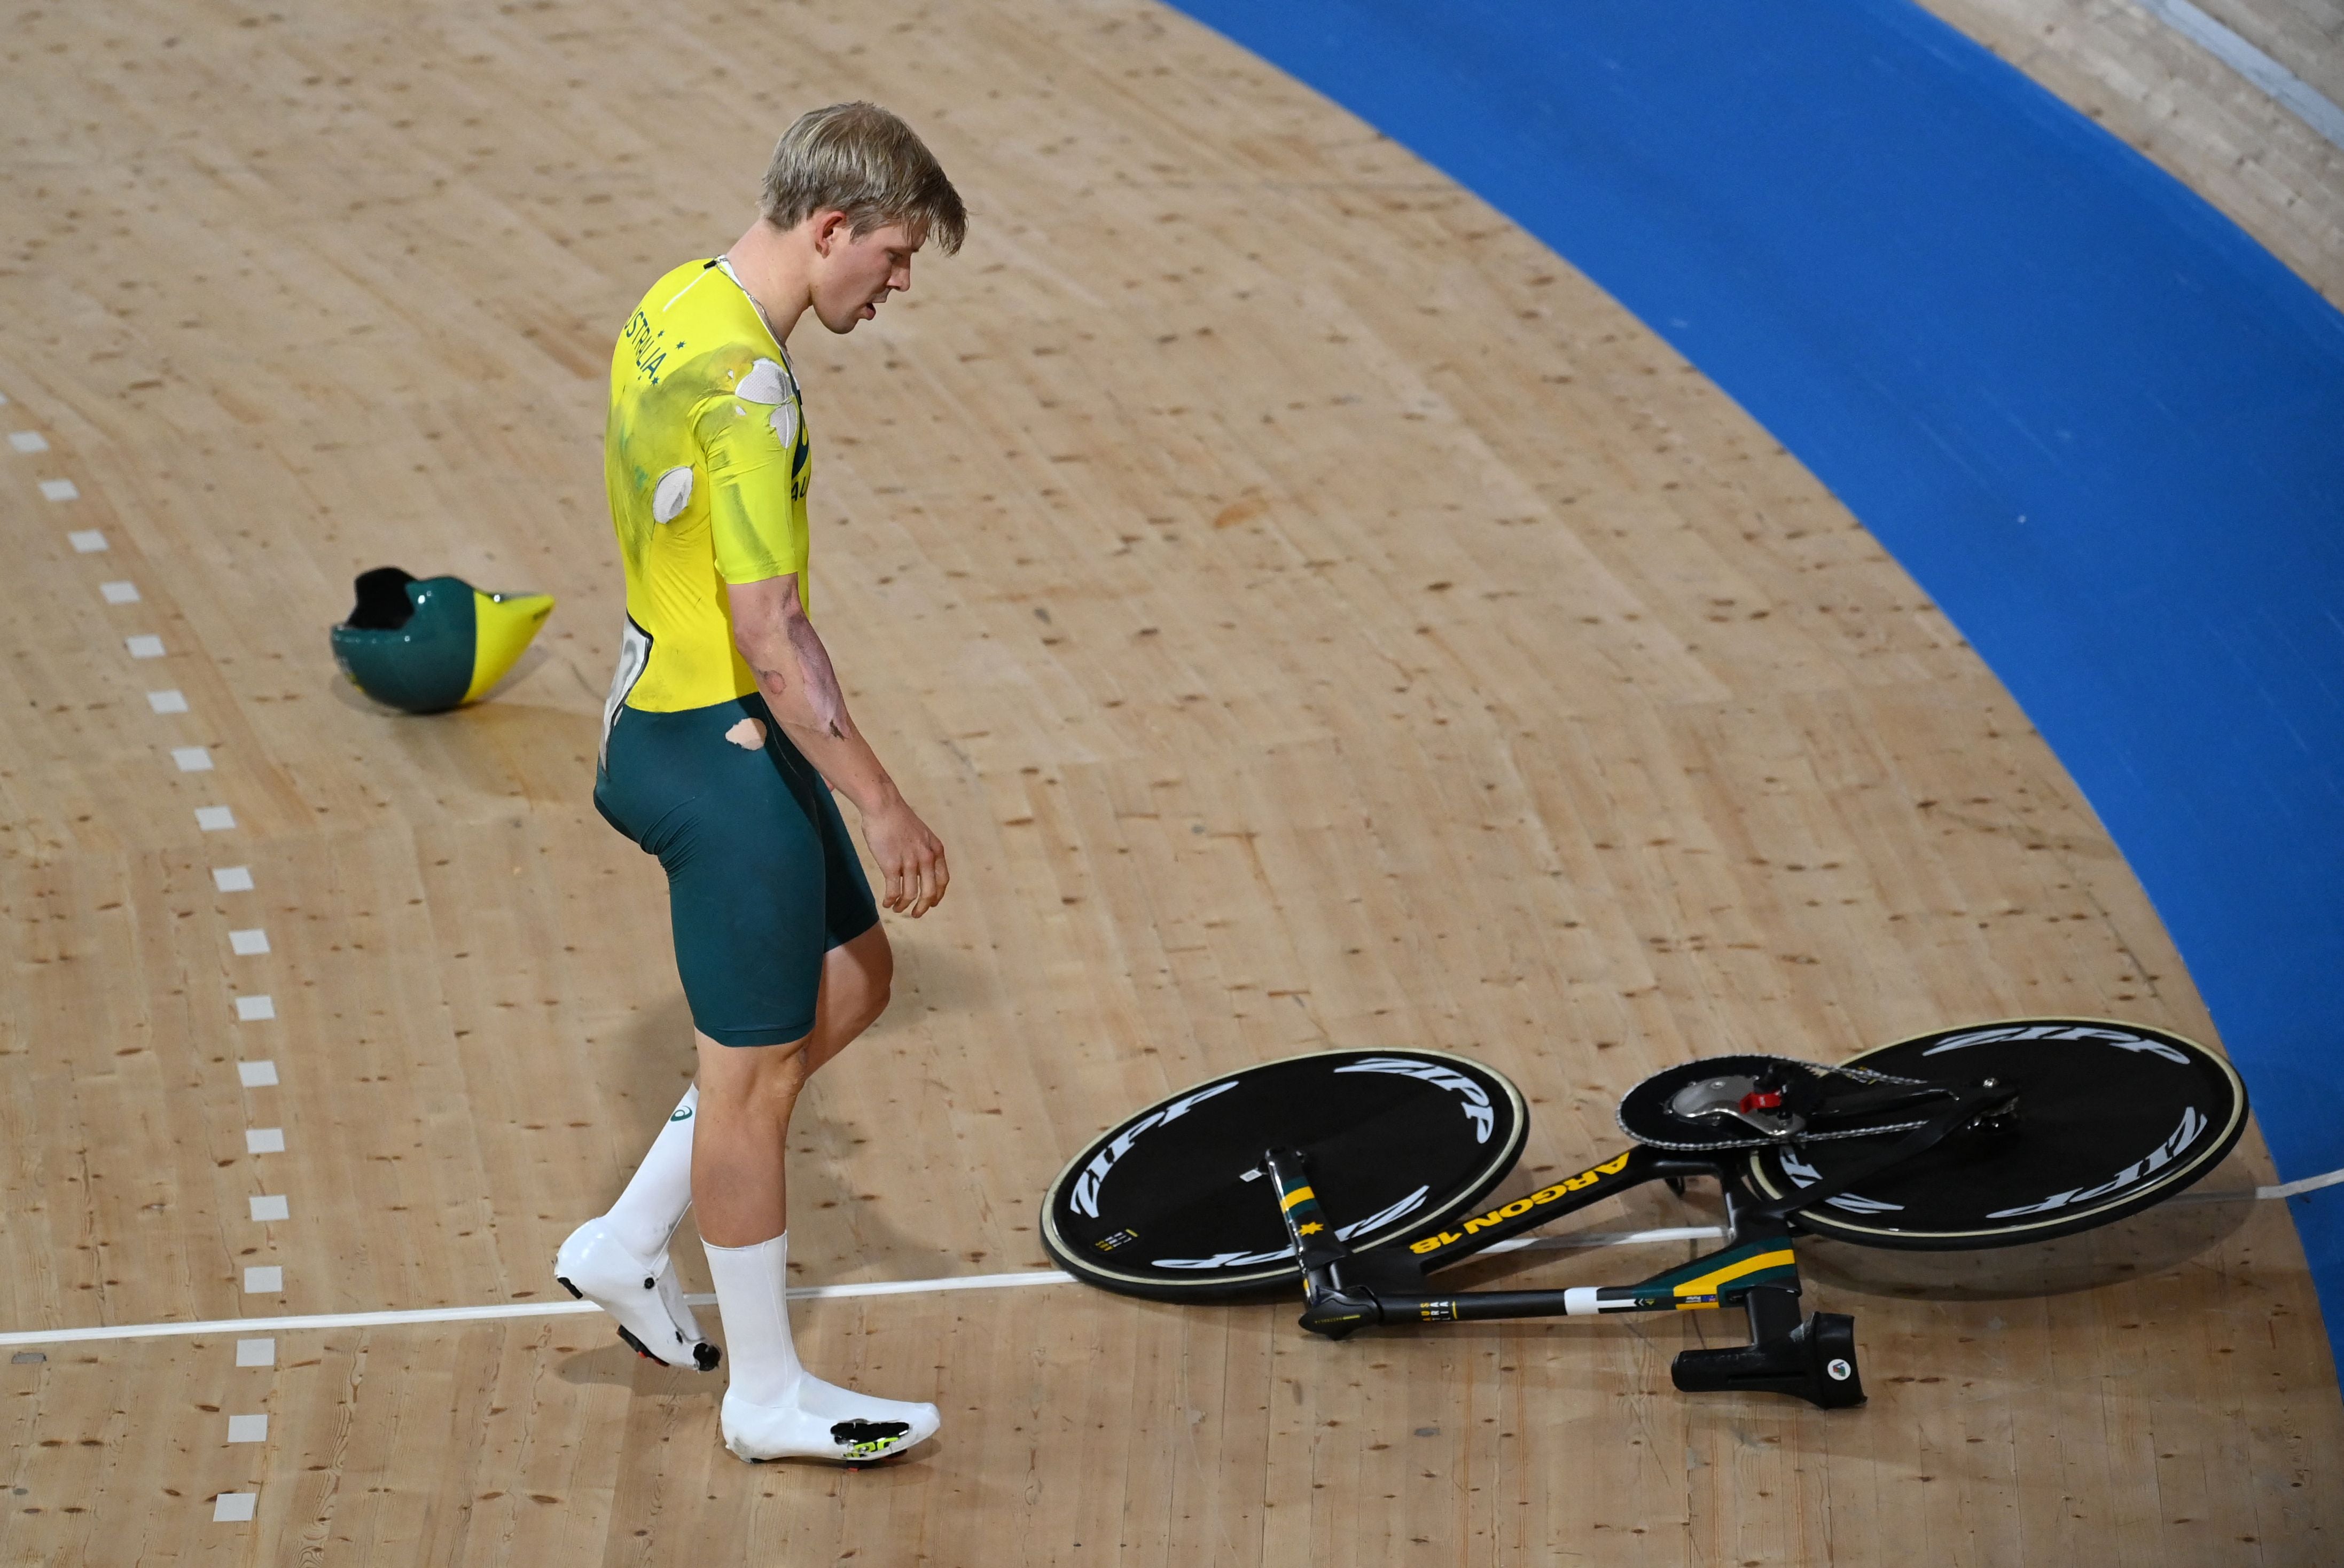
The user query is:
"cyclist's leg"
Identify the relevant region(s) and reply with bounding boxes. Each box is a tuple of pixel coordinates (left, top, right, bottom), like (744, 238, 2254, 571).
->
(562, 695, 830, 1360)
(658, 701, 936, 1461)
(802, 774, 888, 1078)
(693, 1025, 811, 1245)
(573, 709, 886, 1337)
(694, 1020, 937, 1460)
(804, 937, 889, 1088)
(657, 826, 889, 1241)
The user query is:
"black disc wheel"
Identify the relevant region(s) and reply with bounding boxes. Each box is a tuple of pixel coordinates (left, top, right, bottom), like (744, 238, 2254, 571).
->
(1041, 1049, 1528, 1301)
(1745, 1017, 2247, 1250)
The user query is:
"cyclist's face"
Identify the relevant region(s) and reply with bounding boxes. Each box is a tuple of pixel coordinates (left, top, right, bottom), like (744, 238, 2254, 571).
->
(811, 217, 917, 335)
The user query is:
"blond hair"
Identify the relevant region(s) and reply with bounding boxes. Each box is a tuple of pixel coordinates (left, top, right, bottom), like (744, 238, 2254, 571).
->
(759, 102, 967, 254)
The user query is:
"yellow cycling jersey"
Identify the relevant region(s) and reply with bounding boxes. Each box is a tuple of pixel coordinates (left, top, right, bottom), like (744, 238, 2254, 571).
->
(602, 256, 812, 718)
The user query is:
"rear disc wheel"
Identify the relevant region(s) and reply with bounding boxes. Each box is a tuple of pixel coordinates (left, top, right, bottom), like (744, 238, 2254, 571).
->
(1746, 1017, 2247, 1249)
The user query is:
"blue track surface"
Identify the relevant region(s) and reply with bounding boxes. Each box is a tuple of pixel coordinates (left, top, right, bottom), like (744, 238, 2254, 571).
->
(1163, 0, 2344, 1362)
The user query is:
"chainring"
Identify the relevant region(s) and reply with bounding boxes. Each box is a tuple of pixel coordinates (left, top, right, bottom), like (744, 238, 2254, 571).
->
(1617, 1054, 1934, 1151)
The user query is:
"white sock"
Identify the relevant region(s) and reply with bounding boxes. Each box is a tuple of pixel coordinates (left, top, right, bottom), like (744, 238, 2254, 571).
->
(704, 1231, 804, 1405)
(703, 1231, 940, 1460)
(605, 1086, 698, 1261)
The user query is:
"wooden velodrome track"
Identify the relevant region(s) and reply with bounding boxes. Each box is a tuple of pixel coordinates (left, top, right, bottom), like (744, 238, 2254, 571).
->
(3, 0, 2339, 1563)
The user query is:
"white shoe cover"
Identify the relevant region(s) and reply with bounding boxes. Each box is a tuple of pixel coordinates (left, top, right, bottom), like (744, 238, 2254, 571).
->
(554, 1216, 720, 1371)
(720, 1378, 941, 1464)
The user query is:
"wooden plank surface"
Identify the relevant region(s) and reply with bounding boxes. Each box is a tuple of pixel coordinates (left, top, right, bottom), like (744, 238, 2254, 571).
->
(0, 0, 2338, 1563)
(1917, 0, 2344, 305)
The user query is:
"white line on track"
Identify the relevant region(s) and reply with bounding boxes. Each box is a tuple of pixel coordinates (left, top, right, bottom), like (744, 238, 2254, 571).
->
(2176, 1166, 2344, 1203)
(10, 1178, 2331, 1354)
(0, 1271, 1073, 1349)
(2135, 0, 2344, 151)
(2262, 1167, 2344, 1199)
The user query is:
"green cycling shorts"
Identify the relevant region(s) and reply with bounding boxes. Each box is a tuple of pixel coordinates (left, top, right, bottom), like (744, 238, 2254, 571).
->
(595, 692, 880, 1046)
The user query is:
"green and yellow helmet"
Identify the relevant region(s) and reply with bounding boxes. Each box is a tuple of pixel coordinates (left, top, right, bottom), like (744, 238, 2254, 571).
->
(330, 567, 555, 714)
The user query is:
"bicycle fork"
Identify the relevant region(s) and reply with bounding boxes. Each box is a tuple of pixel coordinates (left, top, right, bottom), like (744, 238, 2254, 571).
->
(1261, 1147, 1865, 1409)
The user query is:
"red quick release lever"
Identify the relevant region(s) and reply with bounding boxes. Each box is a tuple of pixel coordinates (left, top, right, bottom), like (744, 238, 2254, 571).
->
(1740, 1089, 1785, 1114)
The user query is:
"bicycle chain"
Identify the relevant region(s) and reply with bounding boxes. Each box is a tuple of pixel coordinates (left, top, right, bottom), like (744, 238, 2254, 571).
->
(1615, 1054, 1943, 1151)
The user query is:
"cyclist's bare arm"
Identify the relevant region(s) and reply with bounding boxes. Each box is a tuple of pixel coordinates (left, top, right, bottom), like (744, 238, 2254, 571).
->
(729, 574, 948, 916)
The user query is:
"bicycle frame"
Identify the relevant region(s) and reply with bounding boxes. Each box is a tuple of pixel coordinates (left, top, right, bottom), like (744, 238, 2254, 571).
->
(1254, 1080, 2018, 1406)
(1261, 1143, 1866, 1408)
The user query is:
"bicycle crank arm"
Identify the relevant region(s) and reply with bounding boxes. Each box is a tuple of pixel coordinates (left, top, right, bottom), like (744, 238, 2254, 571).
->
(1743, 1083, 2018, 1225)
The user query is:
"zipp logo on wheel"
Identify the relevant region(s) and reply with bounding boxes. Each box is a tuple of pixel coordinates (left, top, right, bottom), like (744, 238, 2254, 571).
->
(1333, 1057, 1496, 1141)
(1043, 1048, 1528, 1300)
(1986, 1107, 2208, 1218)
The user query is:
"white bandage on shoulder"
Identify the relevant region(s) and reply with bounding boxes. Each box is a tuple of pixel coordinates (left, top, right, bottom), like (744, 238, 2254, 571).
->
(733, 358, 800, 452)
(652, 465, 694, 523)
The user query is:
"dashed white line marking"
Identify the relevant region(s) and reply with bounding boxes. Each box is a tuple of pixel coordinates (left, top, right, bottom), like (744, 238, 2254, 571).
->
(235, 995, 275, 1021)
(213, 1492, 257, 1523)
(149, 689, 189, 714)
(226, 1414, 268, 1443)
(101, 579, 140, 604)
(229, 928, 270, 955)
(249, 1196, 289, 1222)
(246, 1128, 285, 1154)
(235, 1338, 275, 1367)
(242, 1267, 282, 1295)
(38, 478, 78, 502)
(173, 746, 215, 772)
(196, 805, 237, 832)
(214, 865, 254, 892)
(67, 529, 107, 553)
(237, 1061, 278, 1088)
(126, 634, 166, 658)
(6, 430, 47, 453)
